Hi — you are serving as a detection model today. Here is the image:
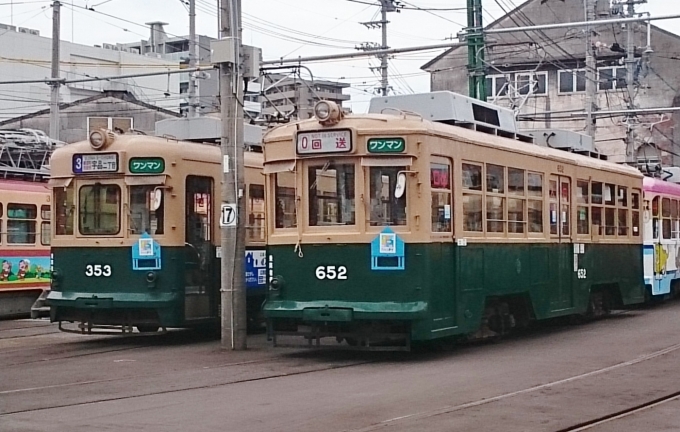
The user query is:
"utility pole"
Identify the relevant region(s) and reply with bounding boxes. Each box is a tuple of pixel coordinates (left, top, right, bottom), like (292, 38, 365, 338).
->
(219, 0, 247, 350)
(49, 1, 61, 141)
(624, 0, 646, 163)
(584, 0, 597, 138)
(358, 1, 396, 96)
(188, 0, 198, 117)
(467, 0, 487, 101)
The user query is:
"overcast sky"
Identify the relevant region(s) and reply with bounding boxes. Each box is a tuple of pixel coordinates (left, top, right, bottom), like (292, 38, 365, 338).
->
(0, 0, 677, 112)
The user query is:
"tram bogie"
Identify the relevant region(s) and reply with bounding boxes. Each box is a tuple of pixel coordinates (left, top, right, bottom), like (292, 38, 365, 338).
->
(262, 98, 646, 349)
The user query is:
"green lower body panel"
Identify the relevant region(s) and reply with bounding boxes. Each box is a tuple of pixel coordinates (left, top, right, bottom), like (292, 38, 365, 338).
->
(264, 242, 645, 343)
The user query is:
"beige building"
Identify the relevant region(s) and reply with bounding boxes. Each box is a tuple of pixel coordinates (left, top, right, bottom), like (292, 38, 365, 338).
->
(421, 0, 680, 166)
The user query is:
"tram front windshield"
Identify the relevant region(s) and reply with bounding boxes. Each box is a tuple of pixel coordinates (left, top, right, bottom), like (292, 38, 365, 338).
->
(79, 183, 121, 235)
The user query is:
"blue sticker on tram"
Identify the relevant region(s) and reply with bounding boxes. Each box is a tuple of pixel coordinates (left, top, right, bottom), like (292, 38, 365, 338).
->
(370, 227, 405, 271)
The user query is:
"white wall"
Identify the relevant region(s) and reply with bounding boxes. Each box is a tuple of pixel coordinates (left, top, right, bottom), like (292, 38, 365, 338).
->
(0, 30, 181, 120)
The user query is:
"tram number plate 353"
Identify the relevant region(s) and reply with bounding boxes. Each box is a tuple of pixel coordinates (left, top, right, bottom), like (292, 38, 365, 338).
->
(85, 264, 112, 277)
(315, 265, 348, 280)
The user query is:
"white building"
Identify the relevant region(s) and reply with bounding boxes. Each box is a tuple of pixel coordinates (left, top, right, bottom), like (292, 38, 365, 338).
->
(0, 23, 181, 121)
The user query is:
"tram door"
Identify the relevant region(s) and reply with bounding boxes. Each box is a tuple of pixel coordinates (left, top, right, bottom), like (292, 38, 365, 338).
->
(549, 175, 574, 310)
(184, 176, 214, 320)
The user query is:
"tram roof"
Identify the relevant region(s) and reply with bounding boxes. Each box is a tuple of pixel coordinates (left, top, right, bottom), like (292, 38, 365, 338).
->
(264, 114, 643, 179)
(0, 179, 49, 193)
(643, 176, 680, 196)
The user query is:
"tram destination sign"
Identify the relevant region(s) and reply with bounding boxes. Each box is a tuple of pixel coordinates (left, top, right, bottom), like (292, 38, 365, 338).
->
(72, 153, 118, 174)
(297, 129, 352, 155)
(367, 137, 405, 153)
(129, 157, 165, 174)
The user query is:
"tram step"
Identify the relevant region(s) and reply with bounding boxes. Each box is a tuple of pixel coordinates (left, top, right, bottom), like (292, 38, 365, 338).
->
(30, 290, 50, 319)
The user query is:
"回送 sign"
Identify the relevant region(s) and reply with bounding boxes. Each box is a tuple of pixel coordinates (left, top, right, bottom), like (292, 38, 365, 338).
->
(297, 130, 352, 155)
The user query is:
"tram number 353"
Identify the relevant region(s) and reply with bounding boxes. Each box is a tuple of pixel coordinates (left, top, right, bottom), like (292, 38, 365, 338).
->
(315, 265, 348, 280)
(85, 264, 112, 277)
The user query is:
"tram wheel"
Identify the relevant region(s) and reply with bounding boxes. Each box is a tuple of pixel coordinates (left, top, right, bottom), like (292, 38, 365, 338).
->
(136, 325, 160, 333)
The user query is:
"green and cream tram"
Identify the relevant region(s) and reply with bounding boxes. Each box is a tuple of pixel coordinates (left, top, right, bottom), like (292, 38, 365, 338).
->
(262, 95, 645, 349)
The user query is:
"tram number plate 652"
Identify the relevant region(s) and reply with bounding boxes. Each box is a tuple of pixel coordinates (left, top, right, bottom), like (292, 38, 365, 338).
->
(315, 265, 348, 280)
(85, 264, 112, 277)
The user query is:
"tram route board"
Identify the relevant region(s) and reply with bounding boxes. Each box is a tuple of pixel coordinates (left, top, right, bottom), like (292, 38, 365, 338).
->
(72, 153, 119, 174)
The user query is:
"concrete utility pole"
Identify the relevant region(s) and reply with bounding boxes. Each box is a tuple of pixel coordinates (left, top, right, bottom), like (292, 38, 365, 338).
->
(49, 1, 61, 141)
(379, 0, 395, 96)
(188, 0, 198, 117)
(467, 0, 487, 101)
(624, 0, 646, 163)
(219, 0, 247, 350)
(584, 0, 597, 138)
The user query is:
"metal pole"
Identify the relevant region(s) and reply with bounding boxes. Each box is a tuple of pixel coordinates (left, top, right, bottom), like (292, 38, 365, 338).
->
(467, 0, 486, 101)
(188, 0, 198, 117)
(625, 0, 637, 163)
(584, 0, 597, 138)
(380, 0, 389, 96)
(49, 1, 61, 141)
(219, 0, 246, 350)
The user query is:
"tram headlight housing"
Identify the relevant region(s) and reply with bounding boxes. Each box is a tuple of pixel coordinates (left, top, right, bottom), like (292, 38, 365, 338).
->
(51, 269, 62, 289)
(314, 100, 343, 126)
(269, 276, 284, 297)
(88, 129, 115, 150)
(146, 271, 158, 289)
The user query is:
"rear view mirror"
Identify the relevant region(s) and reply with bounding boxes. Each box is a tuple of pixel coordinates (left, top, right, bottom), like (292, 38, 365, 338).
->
(151, 188, 163, 211)
(394, 172, 407, 199)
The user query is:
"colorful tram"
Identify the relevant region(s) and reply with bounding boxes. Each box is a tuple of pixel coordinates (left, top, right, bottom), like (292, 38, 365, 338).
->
(0, 180, 51, 318)
(261, 99, 646, 349)
(642, 176, 680, 298)
(46, 131, 266, 333)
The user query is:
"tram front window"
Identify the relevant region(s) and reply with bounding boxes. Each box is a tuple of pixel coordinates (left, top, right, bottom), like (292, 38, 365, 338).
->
(308, 163, 355, 226)
(369, 167, 407, 226)
(54, 186, 74, 235)
(129, 186, 164, 235)
(79, 184, 121, 235)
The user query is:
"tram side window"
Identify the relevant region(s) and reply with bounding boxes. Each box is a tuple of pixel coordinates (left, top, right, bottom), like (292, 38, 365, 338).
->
(507, 168, 525, 234)
(0, 203, 3, 244)
(617, 186, 629, 236)
(186, 176, 213, 244)
(248, 184, 265, 241)
(662, 197, 672, 239)
(7, 204, 37, 244)
(604, 183, 617, 236)
(431, 161, 452, 233)
(41, 205, 51, 246)
(549, 179, 558, 235)
(129, 186, 164, 235)
(54, 186, 74, 235)
(577, 180, 589, 235)
(672, 200, 679, 239)
(308, 163, 355, 226)
(79, 184, 121, 236)
(369, 166, 406, 226)
(275, 171, 297, 229)
(652, 196, 659, 239)
(486, 164, 506, 233)
(462, 163, 483, 232)
(632, 190, 641, 237)
(527, 172, 543, 233)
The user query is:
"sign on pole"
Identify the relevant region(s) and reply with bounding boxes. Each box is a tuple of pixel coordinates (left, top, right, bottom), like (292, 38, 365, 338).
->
(220, 203, 237, 227)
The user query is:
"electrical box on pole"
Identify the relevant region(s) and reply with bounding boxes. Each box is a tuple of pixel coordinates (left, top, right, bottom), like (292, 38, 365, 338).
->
(466, 0, 487, 101)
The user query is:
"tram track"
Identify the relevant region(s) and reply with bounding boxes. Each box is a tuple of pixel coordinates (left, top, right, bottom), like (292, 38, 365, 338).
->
(0, 355, 377, 416)
(342, 341, 680, 432)
(557, 391, 680, 431)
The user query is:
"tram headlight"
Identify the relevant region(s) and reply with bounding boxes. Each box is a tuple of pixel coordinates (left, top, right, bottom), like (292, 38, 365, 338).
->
(88, 129, 115, 150)
(146, 271, 158, 289)
(314, 100, 343, 125)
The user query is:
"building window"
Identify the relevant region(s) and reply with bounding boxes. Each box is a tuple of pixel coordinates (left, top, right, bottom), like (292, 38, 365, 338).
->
(598, 66, 626, 91)
(516, 72, 547, 95)
(87, 117, 133, 135)
(179, 82, 189, 94)
(558, 69, 587, 93)
(486, 74, 509, 98)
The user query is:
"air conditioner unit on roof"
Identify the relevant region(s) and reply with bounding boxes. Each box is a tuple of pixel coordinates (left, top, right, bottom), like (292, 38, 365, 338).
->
(18, 27, 29, 34)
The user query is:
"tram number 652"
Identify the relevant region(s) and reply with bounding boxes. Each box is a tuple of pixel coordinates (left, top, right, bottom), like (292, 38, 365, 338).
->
(85, 264, 112, 277)
(577, 268, 587, 279)
(315, 265, 348, 280)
